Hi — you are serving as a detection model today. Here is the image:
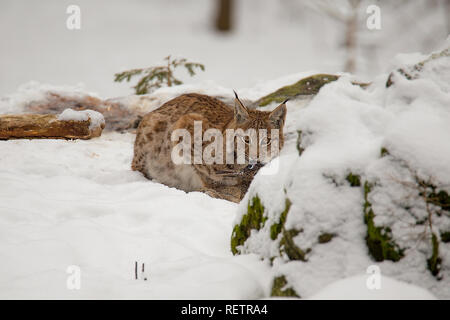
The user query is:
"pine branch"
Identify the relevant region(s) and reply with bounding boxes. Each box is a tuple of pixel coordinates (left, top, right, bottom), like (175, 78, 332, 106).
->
(114, 56, 205, 95)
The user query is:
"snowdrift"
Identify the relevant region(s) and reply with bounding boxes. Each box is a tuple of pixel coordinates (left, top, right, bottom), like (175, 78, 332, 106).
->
(231, 46, 450, 298)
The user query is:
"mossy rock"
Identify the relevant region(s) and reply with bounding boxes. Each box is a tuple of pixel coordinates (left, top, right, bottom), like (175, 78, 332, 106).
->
(363, 182, 404, 262)
(231, 195, 267, 255)
(255, 74, 340, 107)
(231, 195, 307, 260)
(271, 275, 300, 298)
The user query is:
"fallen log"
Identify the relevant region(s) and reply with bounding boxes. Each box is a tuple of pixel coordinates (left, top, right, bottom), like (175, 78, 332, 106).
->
(0, 110, 105, 140)
(24, 92, 146, 132)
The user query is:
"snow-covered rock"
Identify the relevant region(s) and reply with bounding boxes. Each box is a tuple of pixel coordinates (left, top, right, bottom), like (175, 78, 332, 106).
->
(231, 45, 450, 299)
(309, 274, 436, 300)
(0, 132, 272, 299)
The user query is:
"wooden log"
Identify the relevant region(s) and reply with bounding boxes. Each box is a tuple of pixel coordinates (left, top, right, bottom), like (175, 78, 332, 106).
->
(0, 113, 104, 140)
(24, 92, 143, 132)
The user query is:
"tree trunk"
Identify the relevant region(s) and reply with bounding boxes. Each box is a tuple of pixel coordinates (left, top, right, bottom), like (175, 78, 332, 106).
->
(344, 11, 358, 73)
(446, 0, 450, 34)
(344, 0, 361, 73)
(215, 0, 233, 32)
(0, 114, 104, 140)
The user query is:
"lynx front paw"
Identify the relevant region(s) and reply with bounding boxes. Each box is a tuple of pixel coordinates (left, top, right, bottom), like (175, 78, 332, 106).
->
(198, 187, 240, 203)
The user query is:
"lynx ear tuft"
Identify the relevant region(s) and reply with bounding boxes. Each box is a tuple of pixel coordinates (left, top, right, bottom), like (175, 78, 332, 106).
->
(269, 100, 287, 128)
(233, 90, 249, 124)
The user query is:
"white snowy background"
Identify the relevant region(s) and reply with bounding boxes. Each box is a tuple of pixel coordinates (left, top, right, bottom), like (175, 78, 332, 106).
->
(0, 0, 448, 98)
(0, 0, 448, 299)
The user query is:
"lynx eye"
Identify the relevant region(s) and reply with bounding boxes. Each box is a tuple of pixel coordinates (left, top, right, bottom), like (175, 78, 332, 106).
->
(240, 136, 252, 145)
(260, 137, 271, 146)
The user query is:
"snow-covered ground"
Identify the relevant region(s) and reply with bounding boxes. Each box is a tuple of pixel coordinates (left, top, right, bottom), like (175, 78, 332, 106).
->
(0, 133, 273, 299)
(1, 59, 446, 299)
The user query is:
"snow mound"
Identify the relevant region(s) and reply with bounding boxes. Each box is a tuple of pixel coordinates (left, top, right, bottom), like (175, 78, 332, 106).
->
(232, 46, 450, 299)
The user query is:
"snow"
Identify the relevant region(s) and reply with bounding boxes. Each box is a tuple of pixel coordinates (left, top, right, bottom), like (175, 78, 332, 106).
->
(58, 108, 105, 130)
(309, 275, 436, 300)
(0, 133, 271, 299)
(0, 81, 98, 115)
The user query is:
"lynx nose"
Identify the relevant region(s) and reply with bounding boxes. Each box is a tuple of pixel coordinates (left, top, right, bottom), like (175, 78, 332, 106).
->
(247, 160, 263, 170)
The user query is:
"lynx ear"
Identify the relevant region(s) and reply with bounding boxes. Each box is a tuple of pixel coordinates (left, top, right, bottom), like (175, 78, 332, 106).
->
(233, 90, 249, 124)
(269, 99, 288, 128)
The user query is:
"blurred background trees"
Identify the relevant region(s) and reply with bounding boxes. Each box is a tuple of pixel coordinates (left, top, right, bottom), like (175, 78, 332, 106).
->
(278, 0, 449, 76)
(302, 0, 362, 73)
(215, 0, 234, 32)
(0, 0, 448, 98)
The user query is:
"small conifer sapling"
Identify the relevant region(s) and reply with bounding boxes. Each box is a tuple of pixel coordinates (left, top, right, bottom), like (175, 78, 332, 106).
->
(114, 55, 205, 95)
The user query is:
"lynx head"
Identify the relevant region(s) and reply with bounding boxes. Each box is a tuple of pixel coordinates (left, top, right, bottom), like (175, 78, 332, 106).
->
(224, 91, 287, 169)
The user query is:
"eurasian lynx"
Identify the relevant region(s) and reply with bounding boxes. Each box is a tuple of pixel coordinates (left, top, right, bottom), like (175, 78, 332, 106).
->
(132, 92, 287, 202)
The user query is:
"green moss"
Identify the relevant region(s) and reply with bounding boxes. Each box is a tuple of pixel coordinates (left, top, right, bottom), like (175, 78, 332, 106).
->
(318, 233, 335, 244)
(363, 181, 376, 212)
(270, 275, 300, 298)
(280, 228, 307, 261)
(441, 231, 450, 243)
(270, 198, 292, 240)
(346, 173, 361, 187)
(380, 147, 390, 157)
(363, 181, 404, 262)
(427, 233, 442, 277)
(231, 195, 267, 255)
(257, 74, 340, 107)
(296, 130, 305, 156)
(266, 197, 306, 261)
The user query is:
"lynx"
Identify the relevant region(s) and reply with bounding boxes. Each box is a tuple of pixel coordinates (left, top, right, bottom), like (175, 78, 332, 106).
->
(132, 92, 287, 202)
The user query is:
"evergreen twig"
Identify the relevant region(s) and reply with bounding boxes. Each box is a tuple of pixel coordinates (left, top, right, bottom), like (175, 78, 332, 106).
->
(114, 55, 205, 95)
